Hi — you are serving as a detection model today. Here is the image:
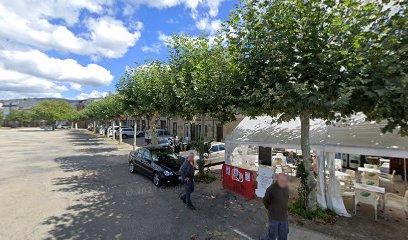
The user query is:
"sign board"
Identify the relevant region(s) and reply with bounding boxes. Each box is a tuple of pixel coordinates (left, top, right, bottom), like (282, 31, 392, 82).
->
(255, 166, 274, 197)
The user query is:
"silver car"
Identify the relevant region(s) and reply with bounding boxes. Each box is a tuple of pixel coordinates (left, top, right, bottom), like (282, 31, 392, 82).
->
(204, 142, 225, 165)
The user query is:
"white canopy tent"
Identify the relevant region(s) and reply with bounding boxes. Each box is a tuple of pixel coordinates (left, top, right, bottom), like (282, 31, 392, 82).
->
(225, 113, 408, 216)
(226, 113, 408, 160)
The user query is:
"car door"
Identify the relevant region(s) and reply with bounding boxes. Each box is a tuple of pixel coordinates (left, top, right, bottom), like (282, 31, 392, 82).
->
(141, 149, 154, 176)
(134, 149, 146, 173)
(208, 145, 219, 163)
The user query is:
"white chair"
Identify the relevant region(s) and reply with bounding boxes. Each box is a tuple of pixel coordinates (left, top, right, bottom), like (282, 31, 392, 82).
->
(339, 181, 355, 212)
(362, 172, 380, 186)
(272, 158, 283, 172)
(385, 190, 408, 220)
(364, 164, 379, 169)
(335, 159, 343, 171)
(355, 188, 380, 221)
(379, 170, 396, 192)
(282, 165, 294, 176)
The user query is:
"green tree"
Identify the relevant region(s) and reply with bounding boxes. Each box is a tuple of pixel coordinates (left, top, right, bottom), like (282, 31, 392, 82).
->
(167, 34, 236, 176)
(7, 110, 33, 127)
(225, 0, 407, 210)
(0, 110, 3, 127)
(32, 100, 76, 127)
(117, 60, 175, 145)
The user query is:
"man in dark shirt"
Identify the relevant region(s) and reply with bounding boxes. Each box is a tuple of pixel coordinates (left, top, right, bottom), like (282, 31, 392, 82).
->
(179, 152, 196, 210)
(262, 173, 289, 240)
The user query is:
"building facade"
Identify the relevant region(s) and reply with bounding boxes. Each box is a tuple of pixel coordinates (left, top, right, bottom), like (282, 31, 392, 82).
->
(125, 115, 244, 143)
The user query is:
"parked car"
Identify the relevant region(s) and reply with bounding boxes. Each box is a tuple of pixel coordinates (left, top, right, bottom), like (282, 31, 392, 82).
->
(145, 129, 173, 144)
(183, 142, 225, 167)
(115, 127, 135, 139)
(158, 138, 171, 147)
(128, 146, 184, 186)
(108, 126, 119, 136)
(204, 142, 225, 164)
(136, 130, 144, 137)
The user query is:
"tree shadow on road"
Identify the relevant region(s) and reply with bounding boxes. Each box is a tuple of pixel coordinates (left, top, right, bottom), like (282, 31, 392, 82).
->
(42, 154, 137, 240)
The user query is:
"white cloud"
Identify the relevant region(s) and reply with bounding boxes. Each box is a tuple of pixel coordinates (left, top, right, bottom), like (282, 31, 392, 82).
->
(0, 49, 114, 86)
(76, 90, 108, 100)
(158, 31, 172, 44)
(141, 43, 162, 54)
(70, 83, 83, 91)
(195, 18, 221, 34)
(0, 2, 141, 59)
(0, 66, 67, 99)
(128, 0, 225, 32)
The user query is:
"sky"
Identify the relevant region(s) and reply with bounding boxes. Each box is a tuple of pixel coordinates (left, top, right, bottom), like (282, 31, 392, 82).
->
(0, 0, 236, 100)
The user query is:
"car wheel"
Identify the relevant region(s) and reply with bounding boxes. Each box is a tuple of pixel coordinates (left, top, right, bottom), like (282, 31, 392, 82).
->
(153, 172, 161, 187)
(129, 162, 136, 173)
(122, 134, 128, 139)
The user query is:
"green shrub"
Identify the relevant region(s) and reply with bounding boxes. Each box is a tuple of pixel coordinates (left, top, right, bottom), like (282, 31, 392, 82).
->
(289, 198, 337, 224)
(194, 169, 217, 183)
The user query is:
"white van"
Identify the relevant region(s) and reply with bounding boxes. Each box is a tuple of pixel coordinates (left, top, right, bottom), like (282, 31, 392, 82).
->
(145, 129, 172, 144)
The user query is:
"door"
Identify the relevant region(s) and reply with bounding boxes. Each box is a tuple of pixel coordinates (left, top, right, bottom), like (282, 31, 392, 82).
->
(172, 122, 177, 136)
(191, 123, 196, 141)
(216, 125, 223, 142)
(259, 147, 272, 166)
(160, 120, 167, 130)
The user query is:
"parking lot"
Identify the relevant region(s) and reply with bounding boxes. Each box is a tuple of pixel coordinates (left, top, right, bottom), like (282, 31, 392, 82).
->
(0, 128, 333, 240)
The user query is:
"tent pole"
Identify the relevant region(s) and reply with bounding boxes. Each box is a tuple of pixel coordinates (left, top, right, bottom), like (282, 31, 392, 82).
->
(404, 158, 407, 190)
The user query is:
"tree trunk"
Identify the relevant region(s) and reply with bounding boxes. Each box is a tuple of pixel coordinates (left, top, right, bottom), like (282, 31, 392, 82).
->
(300, 112, 317, 211)
(93, 121, 96, 133)
(151, 114, 158, 145)
(118, 120, 122, 143)
(112, 120, 115, 140)
(133, 119, 137, 150)
(74, 122, 78, 129)
(197, 114, 206, 176)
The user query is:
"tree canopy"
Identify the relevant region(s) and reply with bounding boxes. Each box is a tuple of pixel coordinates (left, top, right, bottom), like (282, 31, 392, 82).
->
(167, 34, 236, 123)
(32, 100, 76, 123)
(225, 0, 407, 210)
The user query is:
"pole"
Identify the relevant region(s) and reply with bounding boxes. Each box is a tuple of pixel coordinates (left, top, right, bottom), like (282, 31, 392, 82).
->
(404, 158, 407, 190)
(133, 119, 137, 151)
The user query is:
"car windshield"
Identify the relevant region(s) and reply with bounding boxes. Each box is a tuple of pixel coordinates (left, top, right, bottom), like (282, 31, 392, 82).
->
(159, 139, 169, 144)
(151, 150, 178, 162)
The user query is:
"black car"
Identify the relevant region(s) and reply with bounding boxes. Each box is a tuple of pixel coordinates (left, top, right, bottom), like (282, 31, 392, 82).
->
(128, 146, 184, 186)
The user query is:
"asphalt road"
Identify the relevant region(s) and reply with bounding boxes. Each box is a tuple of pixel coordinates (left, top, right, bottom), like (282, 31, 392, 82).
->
(0, 128, 334, 240)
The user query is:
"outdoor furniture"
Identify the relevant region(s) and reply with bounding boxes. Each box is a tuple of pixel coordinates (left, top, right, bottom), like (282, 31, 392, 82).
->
(358, 167, 381, 174)
(354, 188, 381, 221)
(335, 159, 343, 171)
(362, 172, 380, 186)
(379, 170, 396, 192)
(364, 164, 379, 169)
(272, 157, 284, 172)
(385, 190, 408, 219)
(345, 169, 356, 181)
(354, 182, 385, 221)
(282, 165, 294, 176)
(340, 183, 355, 212)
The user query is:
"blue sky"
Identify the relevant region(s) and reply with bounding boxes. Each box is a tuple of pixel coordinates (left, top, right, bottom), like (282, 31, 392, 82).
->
(0, 0, 236, 100)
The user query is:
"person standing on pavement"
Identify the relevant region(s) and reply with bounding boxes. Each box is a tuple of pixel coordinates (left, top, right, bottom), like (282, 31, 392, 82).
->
(262, 173, 289, 240)
(179, 152, 196, 210)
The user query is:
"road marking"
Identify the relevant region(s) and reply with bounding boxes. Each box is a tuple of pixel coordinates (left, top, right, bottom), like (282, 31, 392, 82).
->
(233, 228, 255, 240)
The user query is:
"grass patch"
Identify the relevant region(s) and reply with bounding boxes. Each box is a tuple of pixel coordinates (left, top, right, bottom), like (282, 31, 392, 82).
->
(288, 199, 337, 224)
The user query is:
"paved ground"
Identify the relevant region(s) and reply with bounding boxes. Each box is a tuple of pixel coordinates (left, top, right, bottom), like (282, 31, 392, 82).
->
(0, 128, 334, 240)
